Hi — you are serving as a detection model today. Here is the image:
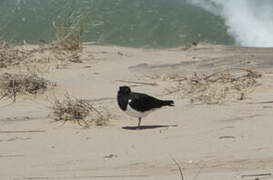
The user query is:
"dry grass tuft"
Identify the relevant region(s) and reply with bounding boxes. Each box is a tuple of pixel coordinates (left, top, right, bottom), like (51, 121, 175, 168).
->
(0, 40, 9, 49)
(0, 72, 54, 102)
(52, 21, 83, 51)
(52, 94, 110, 127)
(68, 51, 82, 63)
(0, 39, 84, 71)
(0, 41, 30, 68)
(161, 68, 261, 104)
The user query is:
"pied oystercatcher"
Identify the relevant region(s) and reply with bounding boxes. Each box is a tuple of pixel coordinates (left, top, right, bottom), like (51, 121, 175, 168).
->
(117, 86, 174, 128)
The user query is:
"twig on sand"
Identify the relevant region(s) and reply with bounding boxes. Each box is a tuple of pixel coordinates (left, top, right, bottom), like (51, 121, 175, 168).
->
(0, 154, 24, 157)
(172, 159, 184, 180)
(247, 100, 273, 104)
(116, 80, 157, 86)
(19, 175, 149, 179)
(241, 173, 272, 178)
(192, 166, 202, 180)
(0, 130, 45, 133)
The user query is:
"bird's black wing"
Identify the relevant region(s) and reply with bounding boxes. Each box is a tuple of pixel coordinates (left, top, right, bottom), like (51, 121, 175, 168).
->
(129, 92, 168, 112)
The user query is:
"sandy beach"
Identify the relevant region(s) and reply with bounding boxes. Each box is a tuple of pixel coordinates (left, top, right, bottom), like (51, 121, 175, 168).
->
(1, 43, 273, 180)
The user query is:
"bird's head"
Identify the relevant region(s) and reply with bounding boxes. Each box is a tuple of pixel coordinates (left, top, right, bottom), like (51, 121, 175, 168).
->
(118, 86, 131, 95)
(117, 86, 131, 111)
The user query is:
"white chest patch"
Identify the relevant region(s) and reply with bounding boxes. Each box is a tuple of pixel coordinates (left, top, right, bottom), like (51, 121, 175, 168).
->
(125, 99, 154, 118)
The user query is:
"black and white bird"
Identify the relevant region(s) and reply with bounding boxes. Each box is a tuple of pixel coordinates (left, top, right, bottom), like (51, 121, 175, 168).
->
(117, 86, 174, 128)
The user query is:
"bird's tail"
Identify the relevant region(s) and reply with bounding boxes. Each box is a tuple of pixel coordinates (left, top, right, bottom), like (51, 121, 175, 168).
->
(163, 100, 174, 106)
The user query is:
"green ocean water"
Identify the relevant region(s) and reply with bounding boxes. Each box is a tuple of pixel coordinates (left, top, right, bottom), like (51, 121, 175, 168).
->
(0, 0, 234, 48)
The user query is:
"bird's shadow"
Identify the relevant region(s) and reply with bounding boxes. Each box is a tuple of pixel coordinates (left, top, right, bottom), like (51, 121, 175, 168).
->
(122, 124, 178, 130)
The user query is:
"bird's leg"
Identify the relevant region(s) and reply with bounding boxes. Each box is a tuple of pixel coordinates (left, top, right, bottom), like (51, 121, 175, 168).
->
(137, 117, 142, 129)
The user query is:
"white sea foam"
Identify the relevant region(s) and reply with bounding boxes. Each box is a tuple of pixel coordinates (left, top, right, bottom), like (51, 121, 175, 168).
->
(186, 0, 273, 47)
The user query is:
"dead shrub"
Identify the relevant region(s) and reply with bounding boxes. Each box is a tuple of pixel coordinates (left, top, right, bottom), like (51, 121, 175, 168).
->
(162, 68, 261, 104)
(52, 94, 110, 127)
(0, 72, 54, 102)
